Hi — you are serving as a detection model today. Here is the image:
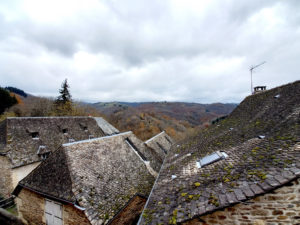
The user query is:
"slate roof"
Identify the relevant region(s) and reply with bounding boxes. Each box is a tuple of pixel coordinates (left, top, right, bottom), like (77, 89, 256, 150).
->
(94, 117, 119, 135)
(15, 131, 158, 225)
(139, 80, 300, 224)
(0, 117, 119, 167)
(145, 131, 174, 163)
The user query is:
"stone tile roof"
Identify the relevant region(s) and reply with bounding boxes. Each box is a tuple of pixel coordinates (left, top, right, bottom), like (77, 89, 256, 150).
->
(94, 117, 119, 135)
(16, 131, 157, 225)
(145, 131, 174, 162)
(0, 117, 119, 167)
(139, 80, 300, 224)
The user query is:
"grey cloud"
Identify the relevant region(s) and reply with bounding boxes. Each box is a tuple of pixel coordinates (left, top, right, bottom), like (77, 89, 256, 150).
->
(0, 0, 299, 103)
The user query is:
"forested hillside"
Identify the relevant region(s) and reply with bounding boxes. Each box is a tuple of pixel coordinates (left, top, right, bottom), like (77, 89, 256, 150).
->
(0, 85, 236, 141)
(93, 102, 236, 140)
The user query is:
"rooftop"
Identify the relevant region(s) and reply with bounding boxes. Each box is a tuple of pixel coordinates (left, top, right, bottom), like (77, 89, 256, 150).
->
(15, 131, 156, 224)
(0, 116, 119, 167)
(139, 80, 300, 224)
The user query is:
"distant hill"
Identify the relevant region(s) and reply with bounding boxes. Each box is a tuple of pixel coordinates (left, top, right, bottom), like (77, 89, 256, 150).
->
(92, 101, 237, 140)
(5, 86, 28, 98)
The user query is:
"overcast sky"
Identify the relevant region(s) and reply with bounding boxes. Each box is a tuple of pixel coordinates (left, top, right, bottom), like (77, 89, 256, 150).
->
(0, 0, 299, 103)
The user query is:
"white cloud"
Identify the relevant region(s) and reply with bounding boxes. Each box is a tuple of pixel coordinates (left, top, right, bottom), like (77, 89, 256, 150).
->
(0, 0, 299, 103)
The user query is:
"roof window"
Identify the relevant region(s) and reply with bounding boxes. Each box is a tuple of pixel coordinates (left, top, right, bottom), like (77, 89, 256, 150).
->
(37, 146, 50, 160)
(196, 151, 228, 168)
(62, 128, 68, 134)
(89, 135, 94, 139)
(31, 132, 39, 139)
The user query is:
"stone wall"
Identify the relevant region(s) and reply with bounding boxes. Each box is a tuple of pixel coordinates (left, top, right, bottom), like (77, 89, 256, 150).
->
(16, 188, 45, 225)
(63, 204, 90, 225)
(184, 178, 300, 225)
(16, 188, 90, 225)
(0, 156, 12, 197)
(110, 195, 147, 225)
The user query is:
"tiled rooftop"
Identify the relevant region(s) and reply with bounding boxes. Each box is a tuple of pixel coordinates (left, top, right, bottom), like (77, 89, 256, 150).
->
(139, 80, 300, 224)
(0, 117, 118, 167)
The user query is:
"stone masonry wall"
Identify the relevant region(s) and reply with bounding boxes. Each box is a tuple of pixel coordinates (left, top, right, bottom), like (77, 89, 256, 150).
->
(0, 156, 12, 197)
(17, 188, 45, 225)
(184, 178, 300, 225)
(63, 204, 90, 225)
(17, 188, 90, 225)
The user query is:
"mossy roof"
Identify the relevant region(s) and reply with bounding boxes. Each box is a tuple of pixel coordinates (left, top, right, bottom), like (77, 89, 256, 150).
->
(17, 131, 157, 225)
(0, 116, 118, 167)
(139, 80, 300, 224)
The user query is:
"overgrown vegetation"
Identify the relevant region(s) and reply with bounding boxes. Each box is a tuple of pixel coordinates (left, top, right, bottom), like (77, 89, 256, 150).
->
(0, 80, 104, 122)
(0, 87, 17, 114)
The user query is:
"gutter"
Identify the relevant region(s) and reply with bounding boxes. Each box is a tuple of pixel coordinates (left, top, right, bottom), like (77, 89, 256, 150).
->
(14, 184, 75, 206)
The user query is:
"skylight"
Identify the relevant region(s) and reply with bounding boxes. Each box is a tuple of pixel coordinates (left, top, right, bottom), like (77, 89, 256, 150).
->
(196, 151, 228, 168)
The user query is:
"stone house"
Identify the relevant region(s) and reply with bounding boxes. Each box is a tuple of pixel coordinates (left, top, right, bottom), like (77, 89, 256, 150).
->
(13, 131, 173, 225)
(0, 116, 119, 197)
(139, 81, 300, 224)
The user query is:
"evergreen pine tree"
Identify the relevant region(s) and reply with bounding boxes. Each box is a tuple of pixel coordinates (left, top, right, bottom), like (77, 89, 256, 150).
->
(56, 79, 72, 105)
(55, 79, 73, 115)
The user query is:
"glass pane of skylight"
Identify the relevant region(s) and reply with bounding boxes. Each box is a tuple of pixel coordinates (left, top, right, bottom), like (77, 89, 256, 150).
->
(198, 151, 228, 168)
(200, 152, 221, 166)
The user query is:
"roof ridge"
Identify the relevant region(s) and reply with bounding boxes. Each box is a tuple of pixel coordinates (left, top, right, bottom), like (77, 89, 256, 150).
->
(145, 131, 165, 143)
(62, 131, 132, 147)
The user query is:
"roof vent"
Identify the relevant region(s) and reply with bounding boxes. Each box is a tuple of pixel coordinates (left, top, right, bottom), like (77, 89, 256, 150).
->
(31, 132, 39, 139)
(258, 135, 265, 139)
(274, 94, 280, 99)
(196, 151, 228, 168)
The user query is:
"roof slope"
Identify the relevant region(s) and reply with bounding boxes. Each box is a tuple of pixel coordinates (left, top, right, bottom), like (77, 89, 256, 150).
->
(17, 132, 156, 225)
(145, 131, 174, 162)
(0, 117, 118, 167)
(94, 117, 119, 135)
(139, 80, 300, 224)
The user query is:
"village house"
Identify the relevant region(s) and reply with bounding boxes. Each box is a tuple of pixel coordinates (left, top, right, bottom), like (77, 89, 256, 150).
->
(13, 130, 173, 225)
(0, 116, 120, 198)
(138, 81, 300, 225)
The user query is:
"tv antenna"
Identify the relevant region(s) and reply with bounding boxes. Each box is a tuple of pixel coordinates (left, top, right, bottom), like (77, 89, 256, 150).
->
(250, 61, 266, 94)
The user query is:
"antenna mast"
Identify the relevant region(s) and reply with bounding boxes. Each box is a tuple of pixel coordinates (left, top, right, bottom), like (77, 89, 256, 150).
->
(250, 61, 266, 94)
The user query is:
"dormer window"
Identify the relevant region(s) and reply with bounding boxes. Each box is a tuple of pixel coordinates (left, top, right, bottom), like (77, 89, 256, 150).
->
(62, 128, 68, 135)
(37, 146, 50, 160)
(31, 132, 39, 139)
(196, 151, 228, 168)
(83, 126, 88, 132)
